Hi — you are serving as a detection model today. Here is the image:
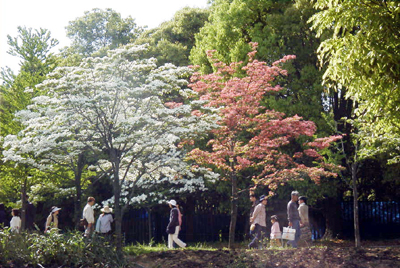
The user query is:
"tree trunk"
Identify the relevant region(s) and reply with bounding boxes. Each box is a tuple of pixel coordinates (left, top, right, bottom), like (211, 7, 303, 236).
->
(74, 153, 85, 229)
(321, 197, 343, 239)
(228, 174, 238, 249)
(147, 207, 152, 244)
(74, 183, 82, 229)
(352, 162, 361, 248)
(110, 149, 123, 256)
(21, 177, 27, 231)
(114, 173, 123, 256)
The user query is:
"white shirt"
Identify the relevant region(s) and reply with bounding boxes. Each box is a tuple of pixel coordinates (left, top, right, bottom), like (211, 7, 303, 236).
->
(96, 213, 113, 233)
(10, 216, 21, 233)
(83, 203, 95, 224)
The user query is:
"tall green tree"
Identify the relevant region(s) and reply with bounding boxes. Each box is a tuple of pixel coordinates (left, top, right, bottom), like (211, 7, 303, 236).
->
(0, 26, 59, 229)
(134, 7, 210, 66)
(65, 8, 144, 57)
(190, 0, 330, 135)
(310, 0, 400, 247)
(309, 0, 400, 160)
(0, 26, 59, 136)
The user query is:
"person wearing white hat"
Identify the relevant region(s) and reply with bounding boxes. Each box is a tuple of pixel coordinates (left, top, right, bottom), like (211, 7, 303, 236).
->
(95, 205, 114, 237)
(45, 206, 61, 233)
(166, 200, 186, 249)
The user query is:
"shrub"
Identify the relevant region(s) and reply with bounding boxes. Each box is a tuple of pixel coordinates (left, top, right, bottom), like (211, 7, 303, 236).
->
(0, 228, 125, 267)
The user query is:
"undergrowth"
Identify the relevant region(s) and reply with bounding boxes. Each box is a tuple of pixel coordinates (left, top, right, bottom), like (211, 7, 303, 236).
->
(0, 228, 125, 267)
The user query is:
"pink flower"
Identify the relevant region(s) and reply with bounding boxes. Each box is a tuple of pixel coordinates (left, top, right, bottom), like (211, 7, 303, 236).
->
(191, 110, 203, 117)
(165, 102, 183, 109)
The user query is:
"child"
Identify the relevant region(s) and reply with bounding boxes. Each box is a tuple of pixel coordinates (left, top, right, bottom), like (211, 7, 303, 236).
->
(10, 208, 21, 233)
(270, 215, 282, 247)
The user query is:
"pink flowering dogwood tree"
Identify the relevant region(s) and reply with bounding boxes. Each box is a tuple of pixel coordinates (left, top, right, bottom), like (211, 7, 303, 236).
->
(185, 43, 342, 248)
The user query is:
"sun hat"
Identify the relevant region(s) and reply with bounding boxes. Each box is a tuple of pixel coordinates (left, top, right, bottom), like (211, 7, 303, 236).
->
(51, 206, 61, 213)
(167, 200, 177, 207)
(101, 205, 113, 213)
(259, 195, 267, 202)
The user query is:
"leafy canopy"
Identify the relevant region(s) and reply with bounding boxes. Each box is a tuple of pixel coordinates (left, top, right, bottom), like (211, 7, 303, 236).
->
(65, 8, 144, 57)
(0, 27, 59, 136)
(190, 0, 331, 135)
(135, 7, 210, 66)
(309, 0, 400, 161)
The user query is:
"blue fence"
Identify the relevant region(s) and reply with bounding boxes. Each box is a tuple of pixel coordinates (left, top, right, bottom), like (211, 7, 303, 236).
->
(341, 201, 400, 239)
(121, 201, 400, 244)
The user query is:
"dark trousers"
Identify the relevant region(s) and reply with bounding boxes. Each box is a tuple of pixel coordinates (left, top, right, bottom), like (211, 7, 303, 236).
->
(248, 224, 267, 249)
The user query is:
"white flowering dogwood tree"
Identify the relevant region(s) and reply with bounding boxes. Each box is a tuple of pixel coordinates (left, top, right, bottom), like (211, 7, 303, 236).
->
(3, 44, 219, 252)
(3, 126, 95, 227)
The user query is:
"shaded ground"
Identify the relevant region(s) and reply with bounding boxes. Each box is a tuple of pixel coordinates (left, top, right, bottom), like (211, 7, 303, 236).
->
(129, 241, 400, 268)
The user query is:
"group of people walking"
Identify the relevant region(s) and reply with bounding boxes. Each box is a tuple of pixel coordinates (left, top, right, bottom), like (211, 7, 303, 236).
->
(0, 196, 114, 238)
(249, 191, 312, 249)
(0, 196, 187, 249)
(1, 192, 311, 249)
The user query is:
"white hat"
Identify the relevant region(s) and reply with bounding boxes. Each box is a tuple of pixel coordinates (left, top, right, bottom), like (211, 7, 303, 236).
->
(167, 200, 177, 207)
(101, 206, 113, 213)
(51, 207, 61, 213)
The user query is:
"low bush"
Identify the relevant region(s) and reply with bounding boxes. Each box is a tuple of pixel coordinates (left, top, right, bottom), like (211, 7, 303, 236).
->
(0, 228, 125, 267)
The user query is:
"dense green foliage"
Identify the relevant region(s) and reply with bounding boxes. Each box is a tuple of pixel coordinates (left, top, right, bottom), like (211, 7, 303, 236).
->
(135, 7, 210, 66)
(310, 0, 400, 161)
(0, 229, 123, 267)
(65, 8, 144, 57)
(0, 26, 59, 136)
(190, 0, 330, 135)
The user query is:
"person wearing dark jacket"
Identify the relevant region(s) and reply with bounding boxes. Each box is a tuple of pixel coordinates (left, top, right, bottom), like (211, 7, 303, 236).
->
(287, 191, 301, 248)
(0, 203, 7, 228)
(166, 199, 186, 249)
(25, 195, 36, 230)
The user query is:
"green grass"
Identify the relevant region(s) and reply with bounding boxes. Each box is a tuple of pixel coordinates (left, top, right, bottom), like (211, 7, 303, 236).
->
(124, 242, 169, 256)
(124, 240, 226, 256)
(124, 239, 336, 257)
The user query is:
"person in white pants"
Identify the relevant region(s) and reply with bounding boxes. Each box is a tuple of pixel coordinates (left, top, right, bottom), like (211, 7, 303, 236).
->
(166, 200, 186, 249)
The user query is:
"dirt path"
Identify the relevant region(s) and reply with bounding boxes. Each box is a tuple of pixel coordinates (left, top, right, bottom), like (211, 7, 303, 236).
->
(129, 246, 400, 268)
